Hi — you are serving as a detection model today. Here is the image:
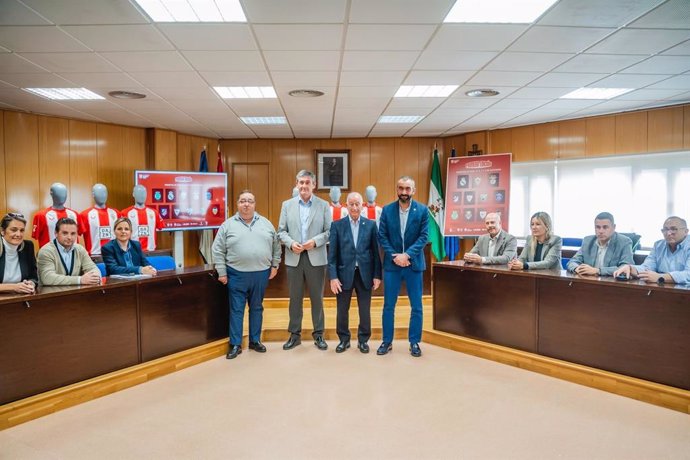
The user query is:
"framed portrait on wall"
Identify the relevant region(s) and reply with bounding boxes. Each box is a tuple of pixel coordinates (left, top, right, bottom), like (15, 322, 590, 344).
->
(315, 149, 350, 190)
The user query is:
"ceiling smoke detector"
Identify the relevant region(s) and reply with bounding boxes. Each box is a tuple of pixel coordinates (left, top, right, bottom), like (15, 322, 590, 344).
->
(108, 90, 146, 99)
(288, 89, 324, 98)
(465, 89, 500, 98)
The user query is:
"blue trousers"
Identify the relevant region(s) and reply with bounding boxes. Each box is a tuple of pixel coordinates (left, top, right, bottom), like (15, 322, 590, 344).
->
(226, 266, 270, 346)
(382, 268, 423, 344)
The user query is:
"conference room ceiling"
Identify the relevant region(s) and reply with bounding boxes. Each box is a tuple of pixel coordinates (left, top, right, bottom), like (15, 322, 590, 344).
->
(0, 0, 689, 139)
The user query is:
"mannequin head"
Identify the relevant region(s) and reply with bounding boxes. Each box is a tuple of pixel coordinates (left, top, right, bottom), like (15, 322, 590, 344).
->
(365, 185, 377, 204)
(329, 186, 341, 204)
(50, 182, 68, 209)
(92, 183, 108, 207)
(133, 185, 147, 207)
(292, 186, 299, 198)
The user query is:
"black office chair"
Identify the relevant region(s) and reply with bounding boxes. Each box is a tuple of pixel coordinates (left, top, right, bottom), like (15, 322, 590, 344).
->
(619, 232, 641, 251)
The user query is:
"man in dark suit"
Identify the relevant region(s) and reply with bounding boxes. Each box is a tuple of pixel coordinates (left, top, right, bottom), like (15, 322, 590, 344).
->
(328, 192, 382, 353)
(377, 176, 429, 357)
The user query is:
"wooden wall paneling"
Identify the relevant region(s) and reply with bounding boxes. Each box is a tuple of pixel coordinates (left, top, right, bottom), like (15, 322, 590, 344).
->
(416, 138, 438, 205)
(296, 139, 323, 201)
(96, 124, 125, 210)
(152, 129, 177, 170)
(122, 127, 146, 211)
(247, 164, 270, 218)
(0, 111, 6, 214)
(511, 126, 534, 162)
(647, 106, 683, 153)
(442, 135, 464, 182)
(685, 105, 690, 149)
(68, 120, 98, 213)
(557, 119, 586, 159)
(348, 138, 371, 197)
(394, 138, 420, 199)
(38, 116, 70, 208)
(615, 111, 647, 155)
(585, 115, 616, 157)
(464, 131, 487, 155)
(231, 164, 248, 215)
(176, 135, 192, 171)
(490, 129, 512, 155)
(221, 139, 248, 167)
(533, 123, 558, 161)
(247, 139, 270, 163)
(369, 138, 395, 204)
(270, 140, 296, 225)
(4, 112, 39, 220)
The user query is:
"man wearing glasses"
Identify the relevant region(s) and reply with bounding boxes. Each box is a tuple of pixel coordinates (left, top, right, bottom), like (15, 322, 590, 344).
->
(614, 216, 689, 284)
(212, 190, 281, 360)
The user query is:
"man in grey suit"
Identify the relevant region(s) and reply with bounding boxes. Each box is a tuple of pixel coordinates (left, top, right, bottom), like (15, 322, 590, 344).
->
(278, 170, 332, 350)
(567, 212, 634, 276)
(464, 212, 517, 264)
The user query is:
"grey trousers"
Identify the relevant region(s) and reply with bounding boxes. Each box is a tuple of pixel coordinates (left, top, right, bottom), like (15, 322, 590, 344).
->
(287, 252, 325, 338)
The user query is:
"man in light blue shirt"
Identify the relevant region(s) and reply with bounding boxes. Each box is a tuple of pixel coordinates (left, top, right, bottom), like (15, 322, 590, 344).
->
(614, 216, 689, 284)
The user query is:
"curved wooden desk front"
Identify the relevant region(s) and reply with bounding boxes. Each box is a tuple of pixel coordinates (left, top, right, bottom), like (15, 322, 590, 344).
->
(0, 267, 228, 405)
(433, 261, 690, 390)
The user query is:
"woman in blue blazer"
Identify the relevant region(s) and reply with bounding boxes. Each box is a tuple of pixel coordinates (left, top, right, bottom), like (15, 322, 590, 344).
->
(0, 212, 38, 294)
(101, 217, 157, 276)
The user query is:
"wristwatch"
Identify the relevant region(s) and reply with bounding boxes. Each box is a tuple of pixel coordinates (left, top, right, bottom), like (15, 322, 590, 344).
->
(657, 276, 665, 284)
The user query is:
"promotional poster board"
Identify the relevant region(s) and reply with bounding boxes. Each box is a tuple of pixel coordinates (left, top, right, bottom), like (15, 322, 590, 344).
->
(135, 170, 227, 231)
(444, 153, 511, 236)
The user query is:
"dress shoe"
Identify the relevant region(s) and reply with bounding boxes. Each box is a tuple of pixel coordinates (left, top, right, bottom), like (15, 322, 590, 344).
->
(248, 341, 267, 353)
(335, 340, 351, 353)
(226, 345, 242, 359)
(358, 342, 370, 354)
(283, 335, 301, 350)
(410, 343, 422, 357)
(376, 342, 392, 355)
(314, 336, 328, 350)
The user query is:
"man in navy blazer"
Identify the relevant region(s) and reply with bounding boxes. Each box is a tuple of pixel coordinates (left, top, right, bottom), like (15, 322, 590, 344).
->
(328, 192, 382, 353)
(377, 176, 429, 357)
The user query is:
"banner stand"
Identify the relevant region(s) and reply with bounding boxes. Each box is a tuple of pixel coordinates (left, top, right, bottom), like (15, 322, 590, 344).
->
(174, 231, 184, 268)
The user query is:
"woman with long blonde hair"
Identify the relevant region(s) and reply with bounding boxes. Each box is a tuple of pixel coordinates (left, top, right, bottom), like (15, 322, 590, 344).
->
(508, 211, 562, 270)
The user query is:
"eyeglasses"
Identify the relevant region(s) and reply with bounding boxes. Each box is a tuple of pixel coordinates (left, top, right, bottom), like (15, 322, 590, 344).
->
(7, 212, 24, 219)
(660, 227, 687, 234)
(238, 199, 255, 204)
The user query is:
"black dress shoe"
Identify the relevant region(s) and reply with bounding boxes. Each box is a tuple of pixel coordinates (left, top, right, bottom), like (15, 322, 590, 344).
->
(376, 342, 392, 355)
(410, 342, 422, 357)
(358, 342, 370, 354)
(335, 340, 350, 353)
(314, 336, 328, 350)
(248, 341, 267, 353)
(283, 335, 301, 350)
(226, 345, 242, 359)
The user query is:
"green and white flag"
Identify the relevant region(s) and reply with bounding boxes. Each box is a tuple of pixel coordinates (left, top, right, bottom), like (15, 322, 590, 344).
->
(428, 149, 446, 261)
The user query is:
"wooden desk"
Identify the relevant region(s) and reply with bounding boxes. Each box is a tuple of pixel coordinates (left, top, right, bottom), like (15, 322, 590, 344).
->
(0, 267, 228, 405)
(433, 261, 690, 390)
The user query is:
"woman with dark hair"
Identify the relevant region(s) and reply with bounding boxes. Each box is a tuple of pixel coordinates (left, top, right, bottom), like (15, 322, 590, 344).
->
(508, 211, 562, 270)
(0, 212, 38, 294)
(101, 217, 157, 276)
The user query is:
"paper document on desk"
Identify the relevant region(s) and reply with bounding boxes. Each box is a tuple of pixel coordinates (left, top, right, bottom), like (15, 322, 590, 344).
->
(110, 274, 153, 279)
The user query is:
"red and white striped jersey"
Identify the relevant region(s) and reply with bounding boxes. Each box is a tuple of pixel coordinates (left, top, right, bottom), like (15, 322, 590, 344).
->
(79, 206, 120, 255)
(330, 203, 349, 221)
(120, 206, 163, 251)
(364, 203, 382, 225)
(32, 207, 79, 248)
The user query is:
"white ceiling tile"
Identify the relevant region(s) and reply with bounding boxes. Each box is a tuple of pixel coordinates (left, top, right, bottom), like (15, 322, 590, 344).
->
(661, 90, 690, 101)
(450, 85, 520, 100)
(0, 53, 46, 72)
(57, 72, 143, 87)
(22, 0, 148, 25)
(263, 51, 340, 71)
(427, 24, 528, 51)
(336, 97, 389, 110)
(282, 101, 335, 115)
(254, 25, 342, 50)
(587, 29, 690, 55)
(645, 75, 690, 90)
(490, 98, 552, 110)
(509, 26, 614, 53)
(243, 0, 346, 23)
(0, 26, 90, 52)
(538, 0, 665, 27)
(485, 52, 574, 72)
(0, 72, 73, 87)
(62, 25, 173, 51)
(342, 51, 419, 71)
(538, 99, 602, 110)
(414, 51, 498, 70)
(500, 109, 574, 125)
(182, 51, 265, 72)
(350, 0, 454, 23)
(332, 129, 371, 138)
(629, 0, 690, 28)
(661, 39, 690, 56)
(423, 108, 478, 121)
(440, 97, 499, 108)
(614, 88, 689, 100)
(620, 56, 690, 74)
(467, 71, 542, 86)
(528, 72, 608, 87)
(129, 71, 206, 87)
(224, 99, 283, 116)
(0, 0, 51, 25)
(339, 71, 405, 86)
(157, 24, 256, 51)
(345, 25, 436, 51)
(509, 87, 574, 98)
(18, 52, 118, 72)
(404, 70, 473, 85)
(382, 107, 434, 117)
(387, 98, 444, 110)
(100, 51, 191, 72)
(555, 54, 646, 73)
(338, 86, 398, 98)
(199, 71, 272, 86)
(148, 86, 220, 101)
(271, 71, 338, 86)
(593, 73, 672, 87)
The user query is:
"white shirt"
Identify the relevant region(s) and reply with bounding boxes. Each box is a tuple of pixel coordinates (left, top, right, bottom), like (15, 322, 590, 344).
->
(2, 239, 21, 283)
(595, 240, 609, 269)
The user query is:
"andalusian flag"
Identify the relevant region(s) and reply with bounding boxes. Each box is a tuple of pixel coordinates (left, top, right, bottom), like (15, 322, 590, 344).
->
(428, 149, 446, 261)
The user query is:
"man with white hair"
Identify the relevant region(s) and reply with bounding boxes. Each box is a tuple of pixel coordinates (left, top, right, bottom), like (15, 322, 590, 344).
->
(463, 212, 517, 265)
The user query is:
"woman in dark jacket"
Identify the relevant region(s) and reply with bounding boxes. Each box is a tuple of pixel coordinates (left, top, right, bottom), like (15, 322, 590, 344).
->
(0, 212, 38, 294)
(101, 217, 157, 276)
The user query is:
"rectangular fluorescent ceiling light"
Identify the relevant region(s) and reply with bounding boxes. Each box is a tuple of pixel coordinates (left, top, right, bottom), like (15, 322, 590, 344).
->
(23, 88, 104, 100)
(444, 0, 558, 23)
(395, 85, 459, 98)
(213, 86, 277, 99)
(378, 115, 424, 123)
(240, 117, 287, 125)
(134, 0, 246, 22)
(560, 87, 635, 100)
